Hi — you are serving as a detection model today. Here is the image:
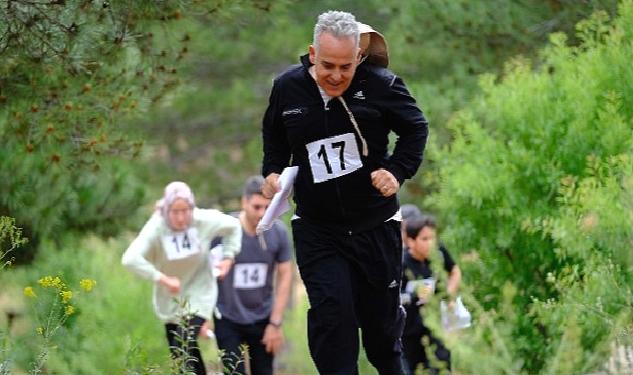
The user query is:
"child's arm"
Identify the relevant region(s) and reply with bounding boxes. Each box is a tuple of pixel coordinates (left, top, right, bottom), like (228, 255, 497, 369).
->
(446, 264, 462, 297)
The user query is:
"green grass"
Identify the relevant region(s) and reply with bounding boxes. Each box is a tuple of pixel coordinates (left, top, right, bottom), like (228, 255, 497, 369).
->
(0, 233, 379, 374)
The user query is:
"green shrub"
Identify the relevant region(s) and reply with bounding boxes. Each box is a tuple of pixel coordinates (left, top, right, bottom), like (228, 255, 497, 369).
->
(423, 2, 633, 373)
(3, 235, 170, 374)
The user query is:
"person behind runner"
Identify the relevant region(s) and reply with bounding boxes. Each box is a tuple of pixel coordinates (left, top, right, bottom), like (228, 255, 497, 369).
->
(401, 214, 462, 374)
(357, 22, 389, 68)
(261, 10, 429, 374)
(400, 203, 422, 248)
(122, 181, 241, 375)
(207, 175, 293, 375)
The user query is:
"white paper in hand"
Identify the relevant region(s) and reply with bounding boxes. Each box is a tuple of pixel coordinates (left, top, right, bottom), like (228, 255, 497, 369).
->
(256, 166, 299, 235)
(440, 296, 472, 332)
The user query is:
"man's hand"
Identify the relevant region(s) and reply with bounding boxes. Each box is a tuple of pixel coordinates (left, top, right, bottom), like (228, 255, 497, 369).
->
(371, 169, 400, 197)
(262, 173, 281, 199)
(216, 258, 234, 281)
(158, 275, 181, 295)
(261, 324, 284, 354)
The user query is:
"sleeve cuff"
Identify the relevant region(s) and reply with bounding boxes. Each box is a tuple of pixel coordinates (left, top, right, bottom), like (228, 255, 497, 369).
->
(222, 246, 238, 259)
(386, 165, 406, 185)
(262, 165, 284, 178)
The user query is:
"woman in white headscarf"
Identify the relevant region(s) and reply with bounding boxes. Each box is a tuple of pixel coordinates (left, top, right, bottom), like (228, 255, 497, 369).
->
(122, 181, 241, 375)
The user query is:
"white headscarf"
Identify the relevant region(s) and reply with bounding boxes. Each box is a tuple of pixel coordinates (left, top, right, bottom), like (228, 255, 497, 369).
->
(155, 181, 195, 229)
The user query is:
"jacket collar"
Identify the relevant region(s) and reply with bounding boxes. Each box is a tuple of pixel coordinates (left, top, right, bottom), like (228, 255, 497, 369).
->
(300, 54, 312, 70)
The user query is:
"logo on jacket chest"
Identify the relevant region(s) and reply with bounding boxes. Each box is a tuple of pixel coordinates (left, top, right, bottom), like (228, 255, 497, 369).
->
(282, 108, 303, 116)
(352, 90, 366, 100)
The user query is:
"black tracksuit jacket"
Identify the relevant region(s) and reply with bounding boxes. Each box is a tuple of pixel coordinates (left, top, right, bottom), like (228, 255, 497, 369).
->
(262, 55, 428, 234)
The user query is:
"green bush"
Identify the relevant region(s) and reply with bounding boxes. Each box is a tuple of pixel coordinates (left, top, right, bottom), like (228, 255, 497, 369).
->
(3, 234, 170, 374)
(2, 233, 378, 374)
(0, 1, 262, 257)
(423, 2, 633, 373)
(0, 217, 27, 269)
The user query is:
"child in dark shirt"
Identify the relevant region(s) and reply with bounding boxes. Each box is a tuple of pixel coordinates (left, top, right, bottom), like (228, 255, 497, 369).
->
(401, 214, 462, 374)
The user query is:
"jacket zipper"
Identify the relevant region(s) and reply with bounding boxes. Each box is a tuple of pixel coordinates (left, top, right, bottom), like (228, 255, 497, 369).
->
(324, 100, 350, 233)
(308, 66, 352, 234)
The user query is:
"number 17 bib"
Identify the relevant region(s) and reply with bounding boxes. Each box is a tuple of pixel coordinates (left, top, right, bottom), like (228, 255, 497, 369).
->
(306, 133, 363, 183)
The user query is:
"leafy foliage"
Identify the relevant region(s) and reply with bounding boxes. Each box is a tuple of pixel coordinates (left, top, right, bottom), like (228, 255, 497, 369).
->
(0, 216, 27, 269)
(2, 1, 633, 373)
(3, 235, 169, 374)
(0, 0, 272, 258)
(426, 2, 633, 373)
(132, 0, 621, 206)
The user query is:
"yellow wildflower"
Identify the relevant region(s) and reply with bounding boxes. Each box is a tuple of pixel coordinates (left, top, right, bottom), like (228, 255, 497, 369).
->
(60, 290, 73, 304)
(79, 279, 97, 292)
(38, 276, 53, 287)
(36, 327, 44, 335)
(65, 305, 75, 316)
(23, 286, 37, 298)
(38, 276, 64, 289)
(51, 276, 64, 289)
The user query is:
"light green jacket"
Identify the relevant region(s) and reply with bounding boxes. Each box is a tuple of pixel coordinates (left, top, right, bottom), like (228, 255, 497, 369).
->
(122, 208, 241, 322)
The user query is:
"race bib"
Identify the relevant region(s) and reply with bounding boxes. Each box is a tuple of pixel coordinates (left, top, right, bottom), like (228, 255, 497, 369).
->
(233, 263, 268, 289)
(161, 228, 201, 261)
(306, 133, 363, 183)
(405, 278, 436, 294)
(405, 277, 436, 305)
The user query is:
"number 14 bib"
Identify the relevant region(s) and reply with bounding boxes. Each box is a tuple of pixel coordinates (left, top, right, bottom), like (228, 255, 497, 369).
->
(233, 263, 268, 289)
(306, 133, 363, 183)
(161, 228, 201, 261)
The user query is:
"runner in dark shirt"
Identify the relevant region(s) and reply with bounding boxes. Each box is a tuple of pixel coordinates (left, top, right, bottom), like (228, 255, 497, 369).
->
(401, 214, 462, 374)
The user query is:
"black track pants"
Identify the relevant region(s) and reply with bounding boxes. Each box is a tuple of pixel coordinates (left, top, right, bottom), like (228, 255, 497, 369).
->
(292, 219, 407, 375)
(165, 315, 207, 375)
(214, 316, 273, 375)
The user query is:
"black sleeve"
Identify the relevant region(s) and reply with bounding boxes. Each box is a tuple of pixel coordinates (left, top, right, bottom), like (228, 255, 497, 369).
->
(380, 75, 429, 184)
(439, 242, 456, 273)
(261, 79, 291, 177)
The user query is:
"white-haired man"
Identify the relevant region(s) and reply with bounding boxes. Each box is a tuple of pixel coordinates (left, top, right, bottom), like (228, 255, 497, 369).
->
(261, 10, 428, 374)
